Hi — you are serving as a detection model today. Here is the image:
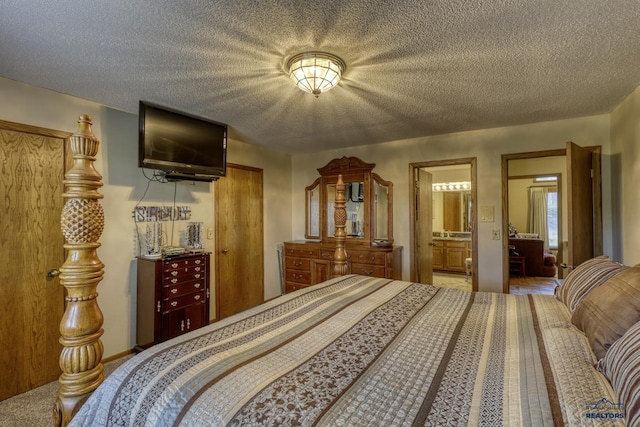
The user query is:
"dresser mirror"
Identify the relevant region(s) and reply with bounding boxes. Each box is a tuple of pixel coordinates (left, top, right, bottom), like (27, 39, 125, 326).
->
(305, 179, 321, 239)
(373, 176, 392, 241)
(305, 156, 393, 246)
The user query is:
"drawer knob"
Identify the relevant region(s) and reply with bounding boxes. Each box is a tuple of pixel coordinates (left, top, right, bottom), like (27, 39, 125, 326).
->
(194, 295, 201, 301)
(294, 261, 302, 267)
(171, 263, 178, 268)
(171, 271, 178, 277)
(195, 260, 201, 265)
(194, 267, 201, 272)
(361, 269, 374, 275)
(194, 283, 201, 288)
(171, 278, 178, 284)
(171, 301, 178, 307)
(194, 274, 201, 279)
(171, 288, 177, 294)
(294, 274, 302, 279)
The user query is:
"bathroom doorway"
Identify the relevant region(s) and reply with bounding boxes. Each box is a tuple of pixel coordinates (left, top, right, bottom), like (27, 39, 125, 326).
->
(410, 158, 477, 291)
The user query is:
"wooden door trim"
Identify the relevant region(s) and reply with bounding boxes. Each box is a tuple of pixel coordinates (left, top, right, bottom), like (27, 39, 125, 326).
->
(501, 145, 602, 293)
(409, 158, 478, 290)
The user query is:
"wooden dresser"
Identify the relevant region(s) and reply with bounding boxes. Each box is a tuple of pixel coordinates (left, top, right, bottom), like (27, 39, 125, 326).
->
(283, 241, 402, 293)
(136, 253, 210, 350)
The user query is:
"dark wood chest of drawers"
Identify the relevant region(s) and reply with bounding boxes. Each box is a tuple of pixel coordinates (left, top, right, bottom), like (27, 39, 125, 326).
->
(283, 241, 402, 293)
(136, 253, 210, 350)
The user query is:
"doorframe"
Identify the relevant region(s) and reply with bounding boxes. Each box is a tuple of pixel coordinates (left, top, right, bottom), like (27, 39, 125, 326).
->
(409, 157, 478, 291)
(500, 147, 602, 293)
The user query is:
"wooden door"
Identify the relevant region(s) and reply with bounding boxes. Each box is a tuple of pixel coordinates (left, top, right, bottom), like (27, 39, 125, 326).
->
(215, 164, 264, 320)
(567, 142, 595, 269)
(0, 121, 69, 400)
(417, 169, 433, 284)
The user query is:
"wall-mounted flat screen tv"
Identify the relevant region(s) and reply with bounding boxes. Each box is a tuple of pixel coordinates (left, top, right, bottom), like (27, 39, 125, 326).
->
(139, 101, 227, 181)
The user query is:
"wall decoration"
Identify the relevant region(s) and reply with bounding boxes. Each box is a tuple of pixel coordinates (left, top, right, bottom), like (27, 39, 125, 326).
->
(186, 222, 204, 252)
(133, 206, 191, 222)
(143, 221, 163, 258)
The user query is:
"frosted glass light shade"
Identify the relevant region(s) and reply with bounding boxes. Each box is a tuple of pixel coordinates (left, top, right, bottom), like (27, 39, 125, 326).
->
(287, 52, 346, 97)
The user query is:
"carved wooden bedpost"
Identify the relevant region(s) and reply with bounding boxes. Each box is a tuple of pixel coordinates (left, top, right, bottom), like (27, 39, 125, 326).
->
(333, 174, 349, 277)
(53, 115, 105, 426)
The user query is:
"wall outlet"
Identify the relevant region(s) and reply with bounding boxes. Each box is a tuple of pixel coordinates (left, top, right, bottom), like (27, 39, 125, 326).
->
(206, 227, 214, 240)
(492, 228, 500, 240)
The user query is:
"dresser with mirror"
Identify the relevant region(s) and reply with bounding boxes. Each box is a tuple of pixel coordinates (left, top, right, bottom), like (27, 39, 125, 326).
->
(284, 157, 402, 293)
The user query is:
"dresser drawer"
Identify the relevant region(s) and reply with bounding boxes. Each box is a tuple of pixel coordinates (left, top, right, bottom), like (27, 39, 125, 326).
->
(285, 270, 311, 284)
(347, 250, 386, 265)
(350, 263, 386, 277)
(285, 282, 310, 293)
(162, 256, 206, 271)
(162, 267, 205, 285)
(285, 247, 319, 258)
(285, 257, 311, 271)
(163, 290, 206, 312)
(320, 250, 335, 260)
(162, 279, 206, 299)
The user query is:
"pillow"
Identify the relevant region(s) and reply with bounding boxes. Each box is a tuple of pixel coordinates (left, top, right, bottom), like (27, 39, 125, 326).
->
(571, 265, 640, 360)
(556, 256, 628, 312)
(597, 320, 640, 425)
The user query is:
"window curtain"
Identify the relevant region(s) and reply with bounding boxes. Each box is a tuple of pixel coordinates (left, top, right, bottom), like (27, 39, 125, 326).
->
(528, 187, 548, 247)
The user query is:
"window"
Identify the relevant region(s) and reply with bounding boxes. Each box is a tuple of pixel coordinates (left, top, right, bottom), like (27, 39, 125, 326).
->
(547, 189, 558, 249)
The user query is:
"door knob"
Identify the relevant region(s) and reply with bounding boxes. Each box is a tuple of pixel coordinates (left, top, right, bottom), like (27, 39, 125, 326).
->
(47, 269, 60, 278)
(221, 248, 229, 254)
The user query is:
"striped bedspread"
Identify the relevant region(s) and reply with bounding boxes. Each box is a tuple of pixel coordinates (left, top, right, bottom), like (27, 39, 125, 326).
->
(72, 275, 621, 426)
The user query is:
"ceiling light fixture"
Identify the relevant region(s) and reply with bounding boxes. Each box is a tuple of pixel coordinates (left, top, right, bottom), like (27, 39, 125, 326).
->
(287, 52, 346, 97)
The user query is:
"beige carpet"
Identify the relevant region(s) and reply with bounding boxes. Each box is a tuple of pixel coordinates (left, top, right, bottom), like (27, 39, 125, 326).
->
(0, 355, 131, 427)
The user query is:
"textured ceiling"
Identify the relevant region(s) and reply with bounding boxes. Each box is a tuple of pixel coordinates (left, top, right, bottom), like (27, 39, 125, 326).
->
(1, 1, 639, 154)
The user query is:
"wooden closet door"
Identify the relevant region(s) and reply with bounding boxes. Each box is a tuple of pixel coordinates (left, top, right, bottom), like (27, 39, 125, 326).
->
(215, 164, 264, 320)
(0, 121, 69, 400)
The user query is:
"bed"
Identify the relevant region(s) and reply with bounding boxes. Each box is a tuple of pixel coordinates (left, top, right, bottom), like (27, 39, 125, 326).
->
(56, 116, 640, 426)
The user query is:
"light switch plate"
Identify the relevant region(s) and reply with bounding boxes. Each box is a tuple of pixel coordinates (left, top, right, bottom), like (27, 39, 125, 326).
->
(492, 228, 500, 240)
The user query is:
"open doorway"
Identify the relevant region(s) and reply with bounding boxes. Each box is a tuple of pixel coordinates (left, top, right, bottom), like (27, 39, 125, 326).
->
(501, 144, 602, 294)
(410, 158, 477, 291)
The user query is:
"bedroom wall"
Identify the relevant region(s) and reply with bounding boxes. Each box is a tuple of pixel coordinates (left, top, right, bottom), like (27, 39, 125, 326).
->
(610, 85, 640, 266)
(0, 77, 293, 358)
(291, 115, 614, 293)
